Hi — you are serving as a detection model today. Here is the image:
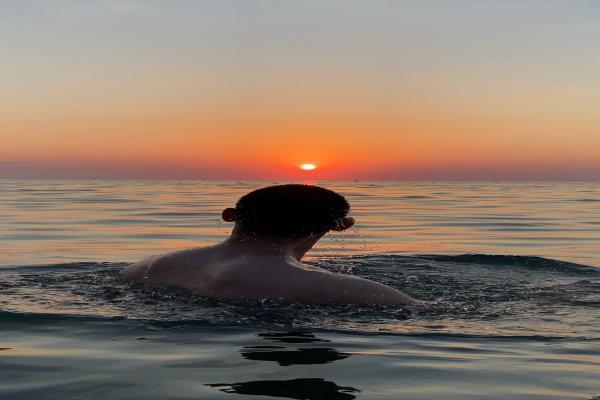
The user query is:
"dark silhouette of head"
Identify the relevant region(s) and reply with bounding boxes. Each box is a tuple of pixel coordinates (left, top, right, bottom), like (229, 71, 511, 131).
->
(222, 184, 353, 239)
(206, 378, 359, 400)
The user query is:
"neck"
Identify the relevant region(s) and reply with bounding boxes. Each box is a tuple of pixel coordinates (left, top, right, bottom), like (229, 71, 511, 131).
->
(223, 228, 325, 261)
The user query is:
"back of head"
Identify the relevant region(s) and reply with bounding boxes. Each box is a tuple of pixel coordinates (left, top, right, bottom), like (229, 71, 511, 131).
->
(235, 184, 350, 238)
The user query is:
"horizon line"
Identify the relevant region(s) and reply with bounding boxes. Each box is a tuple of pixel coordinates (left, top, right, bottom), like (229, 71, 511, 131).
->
(1, 177, 599, 183)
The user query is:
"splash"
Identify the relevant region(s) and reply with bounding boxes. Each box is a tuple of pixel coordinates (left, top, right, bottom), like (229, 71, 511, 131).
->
(1, 255, 599, 339)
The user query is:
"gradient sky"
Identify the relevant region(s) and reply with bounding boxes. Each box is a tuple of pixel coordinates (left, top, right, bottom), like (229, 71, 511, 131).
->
(1, 0, 599, 179)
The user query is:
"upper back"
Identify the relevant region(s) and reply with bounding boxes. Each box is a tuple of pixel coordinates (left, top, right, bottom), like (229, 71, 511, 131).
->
(122, 246, 416, 305)
(121, 245, 297, 296)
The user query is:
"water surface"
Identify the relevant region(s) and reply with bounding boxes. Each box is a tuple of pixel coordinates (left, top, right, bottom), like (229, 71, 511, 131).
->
(1, 180, 599, 399)
(1, 180, 599, 266)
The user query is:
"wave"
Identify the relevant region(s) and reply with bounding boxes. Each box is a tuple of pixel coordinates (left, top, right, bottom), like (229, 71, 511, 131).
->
(416, 253, 599, 274)
(2, 253, 597, 274)
(3, 308, 599, 342)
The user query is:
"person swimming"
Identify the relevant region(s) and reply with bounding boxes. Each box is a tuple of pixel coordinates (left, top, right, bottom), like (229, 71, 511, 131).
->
(121, 184, 417, 305)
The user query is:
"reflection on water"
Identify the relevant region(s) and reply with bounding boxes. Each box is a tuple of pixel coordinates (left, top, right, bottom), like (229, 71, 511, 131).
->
(242, 331, 349, 366)
(1, 180, 600, 266)
(1, 318, 598, 400)
(206, 378, 359, 400)
(258, 332, 329, 343)
(207, 331, 358, 398)
(242, 347, 349, 366)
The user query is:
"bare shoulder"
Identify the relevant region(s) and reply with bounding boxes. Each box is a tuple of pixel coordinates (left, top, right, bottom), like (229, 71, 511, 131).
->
(120, 254, 159, 281)
(291, 265, 417, 305)
(120, 246, 213, 282)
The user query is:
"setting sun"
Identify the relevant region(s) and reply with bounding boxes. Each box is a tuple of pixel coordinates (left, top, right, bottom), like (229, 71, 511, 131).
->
(300, 163, 317, 171)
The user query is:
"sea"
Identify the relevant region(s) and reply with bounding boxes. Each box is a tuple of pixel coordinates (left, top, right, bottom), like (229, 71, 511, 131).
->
(1, 180, 599, 399)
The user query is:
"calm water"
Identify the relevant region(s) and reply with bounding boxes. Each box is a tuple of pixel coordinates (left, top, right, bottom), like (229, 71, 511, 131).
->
(1, 180, 600, 399)
(1, 180, 600, 266)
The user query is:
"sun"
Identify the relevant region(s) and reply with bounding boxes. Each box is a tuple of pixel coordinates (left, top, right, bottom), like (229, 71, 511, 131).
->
(300, 163, 317, 171)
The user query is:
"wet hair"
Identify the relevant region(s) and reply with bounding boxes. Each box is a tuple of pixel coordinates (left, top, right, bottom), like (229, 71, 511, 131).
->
(235, 184, 350, 238)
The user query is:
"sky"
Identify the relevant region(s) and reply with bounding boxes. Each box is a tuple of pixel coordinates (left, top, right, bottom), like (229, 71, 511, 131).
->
(1, 0, 599, 180)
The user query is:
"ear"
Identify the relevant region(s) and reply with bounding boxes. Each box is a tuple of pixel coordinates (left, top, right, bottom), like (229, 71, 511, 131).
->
(332, 217, 355, 231)
(222, 207, 237, 222)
